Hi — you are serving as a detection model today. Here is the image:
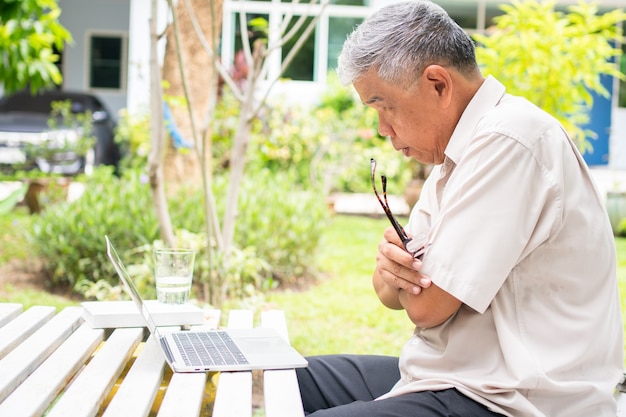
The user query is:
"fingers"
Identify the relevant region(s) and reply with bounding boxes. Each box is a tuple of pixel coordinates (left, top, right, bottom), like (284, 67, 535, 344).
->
(376, 231, 432, 295)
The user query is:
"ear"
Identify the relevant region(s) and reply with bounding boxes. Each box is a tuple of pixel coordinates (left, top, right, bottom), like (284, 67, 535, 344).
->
(423, 65, 453, 107)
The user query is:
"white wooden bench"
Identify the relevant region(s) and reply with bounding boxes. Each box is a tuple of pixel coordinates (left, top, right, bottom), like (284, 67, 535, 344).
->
(3, 302, 623, 416)
(0, 302, 305, 417)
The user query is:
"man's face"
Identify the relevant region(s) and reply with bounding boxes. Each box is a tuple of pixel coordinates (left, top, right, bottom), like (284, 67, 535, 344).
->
(354, 70, 451, 165)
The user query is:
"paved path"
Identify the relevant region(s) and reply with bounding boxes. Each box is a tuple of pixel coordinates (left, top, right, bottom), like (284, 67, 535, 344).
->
(331, 167, 626, 216)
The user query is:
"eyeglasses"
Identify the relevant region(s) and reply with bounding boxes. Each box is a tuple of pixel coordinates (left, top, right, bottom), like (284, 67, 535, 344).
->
(370, 158, 427, 258)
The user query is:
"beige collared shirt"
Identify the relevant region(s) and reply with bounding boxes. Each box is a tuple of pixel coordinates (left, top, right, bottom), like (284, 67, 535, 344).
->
(379, 76, 623, 417)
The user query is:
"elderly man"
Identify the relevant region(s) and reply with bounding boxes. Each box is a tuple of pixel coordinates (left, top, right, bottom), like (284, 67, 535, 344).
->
(295, 1, 623, 416)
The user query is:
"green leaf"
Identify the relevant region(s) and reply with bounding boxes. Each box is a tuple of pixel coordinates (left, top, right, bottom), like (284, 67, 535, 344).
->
(474, 0, 626, 152)
(0, 183, 28, 215)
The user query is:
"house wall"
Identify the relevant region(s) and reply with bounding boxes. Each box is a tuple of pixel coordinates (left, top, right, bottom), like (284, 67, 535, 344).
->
(58, 0, 131, 119)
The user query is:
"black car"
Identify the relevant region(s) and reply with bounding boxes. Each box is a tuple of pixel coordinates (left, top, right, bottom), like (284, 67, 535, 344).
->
(0, 89, 121, 175)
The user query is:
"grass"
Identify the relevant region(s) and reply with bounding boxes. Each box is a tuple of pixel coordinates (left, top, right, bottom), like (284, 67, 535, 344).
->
(1, 211, 626, 359)
(0, 206, 34, 263)
(265, 215, 410, 356)
(0, 206, 79, 309)
(0, 284, 79, 310)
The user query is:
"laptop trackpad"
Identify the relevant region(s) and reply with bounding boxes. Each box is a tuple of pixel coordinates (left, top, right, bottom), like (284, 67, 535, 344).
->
(228, 328, 308, 367)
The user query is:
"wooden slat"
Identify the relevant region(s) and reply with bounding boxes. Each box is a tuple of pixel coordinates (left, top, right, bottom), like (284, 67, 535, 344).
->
(227, 310, 254, 328)
(203, 309, 221, 329)
(261, 310, 289, 342)
(212, 371, 253, 417)
(153, 312, 219, 416)
(261, 310, 305, 417)
(45, 327, 143, 417)
(0, 306, 56, 359)
(264, 370, 305, 417)
(157, 372, 207, 417)
(0, 303, 22, 327)
(102, 334, 167, 417)
(212, 310, 254, 417)
(617, 392, 626, 417)
(0, 323, 104, 417)
(0, 306, 83, 403)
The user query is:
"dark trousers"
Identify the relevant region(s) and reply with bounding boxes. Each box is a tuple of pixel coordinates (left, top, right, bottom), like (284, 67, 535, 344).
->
(296, 355, 505, 417)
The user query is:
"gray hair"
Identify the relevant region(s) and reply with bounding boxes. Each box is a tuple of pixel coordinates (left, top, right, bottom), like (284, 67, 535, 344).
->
(337, 0, 478, 88)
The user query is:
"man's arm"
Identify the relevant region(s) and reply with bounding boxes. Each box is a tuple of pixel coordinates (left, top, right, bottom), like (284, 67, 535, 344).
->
(373, 227, 462, 328)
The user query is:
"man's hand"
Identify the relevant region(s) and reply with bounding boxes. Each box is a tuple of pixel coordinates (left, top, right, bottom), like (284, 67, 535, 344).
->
(373, 227, 432, 309)
(373, 227, 462, 328)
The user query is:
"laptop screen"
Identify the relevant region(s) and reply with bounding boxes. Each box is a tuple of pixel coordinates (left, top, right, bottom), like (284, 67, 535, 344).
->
(105, 235, 160, 336)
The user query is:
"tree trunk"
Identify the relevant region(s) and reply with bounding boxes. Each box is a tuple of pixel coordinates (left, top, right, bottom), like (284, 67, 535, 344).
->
(161, 0, 223, 190)
(148, 0, 175, 247)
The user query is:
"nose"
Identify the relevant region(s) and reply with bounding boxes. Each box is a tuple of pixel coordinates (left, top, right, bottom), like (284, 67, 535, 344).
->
(377, 113, 395, 138)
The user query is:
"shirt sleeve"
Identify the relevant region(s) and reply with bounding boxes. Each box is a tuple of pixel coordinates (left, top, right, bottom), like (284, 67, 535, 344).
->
(411, 132, 559, 314)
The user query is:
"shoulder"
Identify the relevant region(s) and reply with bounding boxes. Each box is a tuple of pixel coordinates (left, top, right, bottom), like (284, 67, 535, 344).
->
(479, 94, 568, 151)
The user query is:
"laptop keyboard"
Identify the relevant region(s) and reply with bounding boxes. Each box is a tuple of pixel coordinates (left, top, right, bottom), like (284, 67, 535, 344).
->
(172, 331, 249, 367)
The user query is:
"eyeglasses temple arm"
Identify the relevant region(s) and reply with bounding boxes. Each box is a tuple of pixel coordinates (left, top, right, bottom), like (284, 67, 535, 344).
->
(370, 158, 413, 249)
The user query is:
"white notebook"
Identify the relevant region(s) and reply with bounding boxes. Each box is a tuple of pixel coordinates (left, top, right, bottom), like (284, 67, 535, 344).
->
(81, 300, 205, 328)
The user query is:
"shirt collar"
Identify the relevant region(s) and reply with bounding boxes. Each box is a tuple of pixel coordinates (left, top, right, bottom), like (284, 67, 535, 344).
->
(444, 75, 506, 165)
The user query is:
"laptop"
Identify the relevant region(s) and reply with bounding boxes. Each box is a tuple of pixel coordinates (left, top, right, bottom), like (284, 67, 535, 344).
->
(105, 235, 308, 372)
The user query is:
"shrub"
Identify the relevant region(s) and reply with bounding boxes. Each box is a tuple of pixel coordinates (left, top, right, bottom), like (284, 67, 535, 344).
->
(78, 229, 273, 302)
(30, 165, 329, 298)
(215, 74, 410, 195)
(29, 166, 159, 291)
(236, 168, 329, 284)
(114, 108, 151, 171)
(473, 1, 626, 154)
(169, 167, 330, 286)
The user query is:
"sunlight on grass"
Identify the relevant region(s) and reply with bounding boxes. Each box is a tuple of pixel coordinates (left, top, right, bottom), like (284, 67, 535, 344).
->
(0, 284, 79, 310)
(267, 215, 412, 356)
(0, 206, 34, 263)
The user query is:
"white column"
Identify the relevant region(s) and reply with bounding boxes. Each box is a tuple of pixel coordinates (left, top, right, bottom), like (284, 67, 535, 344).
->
(127, 0, 168, 115)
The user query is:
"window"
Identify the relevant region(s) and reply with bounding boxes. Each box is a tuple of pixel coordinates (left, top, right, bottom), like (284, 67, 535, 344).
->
(229, 12, 318, 82)
(282, 16, 317, 81)
(89, 35, 126, 90)
(52, 44, 64, 88)
(328, 17, 363, 71)
(484, 5, 506, 29)
(447, 4, 477, 29)
(232, 13, 269, 52)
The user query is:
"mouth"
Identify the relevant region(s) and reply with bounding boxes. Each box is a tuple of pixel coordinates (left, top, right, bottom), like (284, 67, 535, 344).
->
(389, 137, 411, 157)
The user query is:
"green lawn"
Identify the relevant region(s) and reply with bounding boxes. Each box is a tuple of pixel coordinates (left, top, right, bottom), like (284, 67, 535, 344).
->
(265, 215, 410, 356)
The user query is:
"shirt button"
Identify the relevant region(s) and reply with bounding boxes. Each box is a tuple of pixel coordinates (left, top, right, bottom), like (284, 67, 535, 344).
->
(411, 338, 420, 345)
